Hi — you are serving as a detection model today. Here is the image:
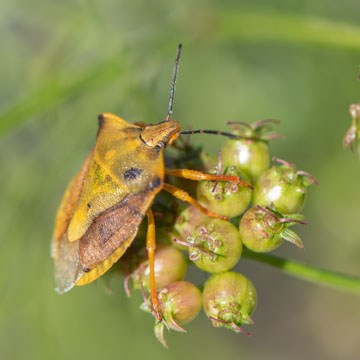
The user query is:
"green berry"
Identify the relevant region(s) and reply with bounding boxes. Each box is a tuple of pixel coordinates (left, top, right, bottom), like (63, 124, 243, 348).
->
(222, 139, 270, 180)
(176, 218, 242, 273)
(253, 158, 319, 214)
(203, 271, 257, 335)
(222, 119, 281, 180)
(159, 281, 202, 326)
(172, 205, 208, 251)
(128, 244, 187, 293)
(239, 205, 305, 252)
(196, 166, 252, 218)
(154, 281, 202, 347)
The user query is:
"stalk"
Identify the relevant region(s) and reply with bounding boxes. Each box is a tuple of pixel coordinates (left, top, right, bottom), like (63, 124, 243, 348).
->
(243, 248, 360, 294)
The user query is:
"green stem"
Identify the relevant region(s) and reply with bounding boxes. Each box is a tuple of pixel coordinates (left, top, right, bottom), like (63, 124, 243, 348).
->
(242, 248, 360, 294)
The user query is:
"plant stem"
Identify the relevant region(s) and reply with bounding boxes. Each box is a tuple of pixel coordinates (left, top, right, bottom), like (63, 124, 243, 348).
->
(242, 248, 360, 294)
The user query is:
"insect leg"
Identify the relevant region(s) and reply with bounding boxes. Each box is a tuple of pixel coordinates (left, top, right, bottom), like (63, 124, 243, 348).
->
(165, 169, 252, 189)
(146, 208, 162, 320)
(163, 183, 228, 220)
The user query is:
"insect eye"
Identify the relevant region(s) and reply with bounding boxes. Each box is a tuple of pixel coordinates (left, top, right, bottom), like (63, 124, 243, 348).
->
(155, 141, 165, 150)
(98, 114, 104, 127)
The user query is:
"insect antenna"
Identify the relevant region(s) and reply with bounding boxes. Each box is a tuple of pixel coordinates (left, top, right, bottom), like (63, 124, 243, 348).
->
(180, 129, 240, 139)
(166, 44, 182, 121)
(166, 45, 240, 140)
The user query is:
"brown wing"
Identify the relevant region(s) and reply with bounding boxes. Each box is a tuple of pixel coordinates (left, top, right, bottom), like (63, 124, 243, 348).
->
(54, 191, 154, 293)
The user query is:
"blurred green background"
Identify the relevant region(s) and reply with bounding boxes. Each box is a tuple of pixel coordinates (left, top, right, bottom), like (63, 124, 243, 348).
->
(1, 0, 360, 359)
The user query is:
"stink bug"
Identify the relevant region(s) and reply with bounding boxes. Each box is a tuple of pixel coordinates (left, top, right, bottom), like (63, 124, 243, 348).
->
(52, 45, 250, 319)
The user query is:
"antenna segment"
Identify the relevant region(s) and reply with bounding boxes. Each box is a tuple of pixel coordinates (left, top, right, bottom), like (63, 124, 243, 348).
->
(166, 44, 182, 121)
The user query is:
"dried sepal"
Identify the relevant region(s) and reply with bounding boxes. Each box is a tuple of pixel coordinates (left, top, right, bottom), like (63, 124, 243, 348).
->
(343, 103, 360, 158)
(146, 281, 202, 347)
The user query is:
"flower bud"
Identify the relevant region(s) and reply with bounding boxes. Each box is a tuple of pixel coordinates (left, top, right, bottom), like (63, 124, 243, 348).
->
(239, 205, 305, 252)
(203, 272, 257, 334)
(253, 158, 319, 214)
(197, 166, 252, 218)
(175, 218, 242, 273)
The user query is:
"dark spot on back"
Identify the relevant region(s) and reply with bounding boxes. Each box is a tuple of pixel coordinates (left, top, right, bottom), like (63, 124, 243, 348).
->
(124, 168, 143, 180)
(147, 177, 161, 192)
(83, 267, 91, 272)
(87, 203, 91, 208)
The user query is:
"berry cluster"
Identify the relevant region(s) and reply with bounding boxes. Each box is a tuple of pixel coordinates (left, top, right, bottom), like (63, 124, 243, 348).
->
(113, 119, 318, 347)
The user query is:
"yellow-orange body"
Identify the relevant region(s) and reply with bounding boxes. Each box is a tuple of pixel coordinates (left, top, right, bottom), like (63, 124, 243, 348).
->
(52, 113, 181, 293)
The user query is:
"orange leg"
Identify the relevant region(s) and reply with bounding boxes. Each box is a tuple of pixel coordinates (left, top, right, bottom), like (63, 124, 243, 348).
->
(163, 183, 228, 220)
(146, 209, 161, 320)
(165, 168, 252, 189)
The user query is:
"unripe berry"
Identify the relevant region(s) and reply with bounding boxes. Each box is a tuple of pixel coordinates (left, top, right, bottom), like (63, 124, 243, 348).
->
(222, 140, 270, 180)
(253, 158, 319, 214)
(222, 119, 281, 180)
(197, 166, 252, 218)
(159, 281, 202, 326)
(175, 218, 242, 273)
(239, 205, 305, 252)
(127, 244, 187, 294)
(172, 205, 208, 250)
(154, 281, 202, 347)
(203, 272, 257, 335)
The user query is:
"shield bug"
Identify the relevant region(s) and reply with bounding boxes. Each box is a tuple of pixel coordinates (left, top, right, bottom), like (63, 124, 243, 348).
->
(52, 45, 251, 319)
